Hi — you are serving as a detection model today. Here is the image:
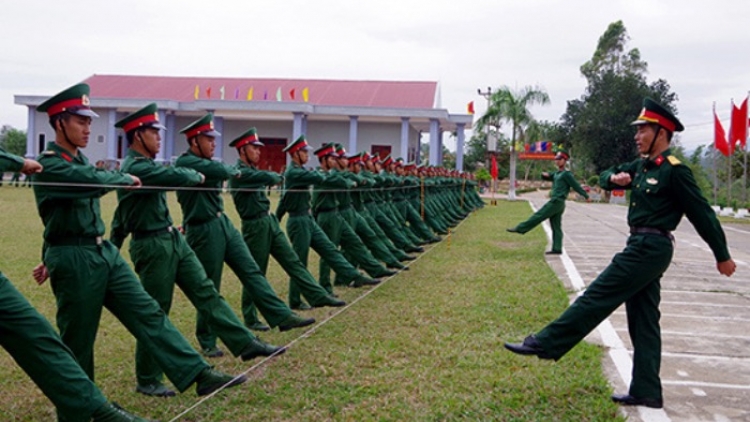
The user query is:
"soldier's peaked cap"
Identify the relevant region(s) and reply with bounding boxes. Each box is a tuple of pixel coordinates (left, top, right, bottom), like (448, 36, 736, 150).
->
(284, 135, 312, 154)
(631, 98, 684, 133)
(38, 83, 99, 118)
(230, 127, 264, 148)
(180, 114, 221, 138)
(314, 142, 337, 158)
(115, 103, 166, 133)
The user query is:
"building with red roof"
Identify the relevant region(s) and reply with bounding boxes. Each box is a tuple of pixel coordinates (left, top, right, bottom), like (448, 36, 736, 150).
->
(15, 74, 472, 171)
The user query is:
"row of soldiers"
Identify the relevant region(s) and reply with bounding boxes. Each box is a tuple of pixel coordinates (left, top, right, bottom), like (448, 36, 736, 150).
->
(0, 83, 482, 421)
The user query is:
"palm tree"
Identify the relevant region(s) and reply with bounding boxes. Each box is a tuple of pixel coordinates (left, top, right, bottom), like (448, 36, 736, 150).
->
(476, 85, 550, 199)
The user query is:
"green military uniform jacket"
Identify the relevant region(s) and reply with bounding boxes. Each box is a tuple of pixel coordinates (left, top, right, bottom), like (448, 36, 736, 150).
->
(600, 149, 729, 261)
(175, 150, 239, 225)
(544, 170, 590, 201)
(111, 149, 203, 247)
(277, 162, 325, 217)
(34, 142, 135, 241)
(0, 146, 24, 172)
(229, 160, 282, 218)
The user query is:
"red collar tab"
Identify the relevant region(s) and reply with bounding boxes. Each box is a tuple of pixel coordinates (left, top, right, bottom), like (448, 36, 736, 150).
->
(654, 155, 665, 166)
(60, 152, 73, 162)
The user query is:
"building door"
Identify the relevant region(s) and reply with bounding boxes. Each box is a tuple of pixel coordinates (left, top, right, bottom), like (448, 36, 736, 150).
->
(258, 138, 287, 173)
(371, 144, 391, 159)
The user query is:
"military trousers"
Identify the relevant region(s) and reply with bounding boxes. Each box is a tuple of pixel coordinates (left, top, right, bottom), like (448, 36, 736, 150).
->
(130, 229, 256, 385)
(186, 214, 291, 350)
(286, 213, 361, 297)
(366, 202, 415, 250)
(341, 208, 400, 266)
(536, 233, 673, 400)
(43, 241, 208, 391)
(514, 198, 565, 252)
(359, 207, 411, 260)
(0, 272, 107, 422)
(395, 200, 435, 241)
(240, 213, 332, 319)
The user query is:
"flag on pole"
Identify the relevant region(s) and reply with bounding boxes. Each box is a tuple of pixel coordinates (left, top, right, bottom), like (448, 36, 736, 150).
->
(276, 87, 282, 101)
(302, 87, 309, 102)
(490, 154, 498, 180)
(219, 86, 225, 100)
(467, 101, 475, 115)
(731, 96, 748, 149)
(234, 87, 239, 100)
(206, 87, 212, 99)
(247, 87, 254, 101)
(194, 85, 199, 100)
(290, 88, 296, 100)
(715, 108, 731, 156)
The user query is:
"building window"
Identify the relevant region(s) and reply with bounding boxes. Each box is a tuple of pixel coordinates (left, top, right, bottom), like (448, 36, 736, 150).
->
(38, 133, 46, 154)
(97, 135, 105, 144)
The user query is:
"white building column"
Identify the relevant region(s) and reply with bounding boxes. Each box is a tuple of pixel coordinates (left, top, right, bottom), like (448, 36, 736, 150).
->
(437, 129, 444, 165)
(428, 118, 439, 165)
(348, 116, 358, 154)
(213, 115, 224, 161)
(455, 123, 466, 171)
(165, 112, 176, 162)
(400, 117, 409, 160)
(301, 114, 308, 135)
(107, 110, 117, 161)
(155, 110, 167, 163)
(25, 107, 36, 157)
(292, 112, 304, 141)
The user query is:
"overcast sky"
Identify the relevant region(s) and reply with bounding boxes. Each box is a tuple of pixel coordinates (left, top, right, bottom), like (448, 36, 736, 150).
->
(1, 0, 748, 152)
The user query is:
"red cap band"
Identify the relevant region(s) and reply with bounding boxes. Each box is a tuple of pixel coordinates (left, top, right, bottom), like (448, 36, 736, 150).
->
(46, 98, 90, 117)
(184, 123, 213, 139)
(639, 109, 676, 132)
(123, 114, 159, 133)
(287, 139, 309, 154)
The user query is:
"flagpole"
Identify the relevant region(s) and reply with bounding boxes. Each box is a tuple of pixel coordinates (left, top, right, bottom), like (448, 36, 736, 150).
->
(713, 102, 718, 205)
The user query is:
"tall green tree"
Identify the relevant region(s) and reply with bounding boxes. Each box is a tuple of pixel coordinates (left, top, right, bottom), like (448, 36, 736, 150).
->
(0, 125, 26, 156)
(562, 21, 678, 173)
(476, 85, 549, 199)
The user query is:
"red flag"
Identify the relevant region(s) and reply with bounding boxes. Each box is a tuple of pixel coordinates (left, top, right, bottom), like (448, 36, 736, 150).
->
(731, 97, 748, 149)
(467, 101, 475, 115)
(715, 109, 731, 156)
(290, 88, 296, 100)
(206, 87, 212, 99)
(490, 154, 498, 179)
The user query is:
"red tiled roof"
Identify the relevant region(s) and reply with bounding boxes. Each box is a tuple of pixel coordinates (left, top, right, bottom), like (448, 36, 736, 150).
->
(83, 75, 438, 109)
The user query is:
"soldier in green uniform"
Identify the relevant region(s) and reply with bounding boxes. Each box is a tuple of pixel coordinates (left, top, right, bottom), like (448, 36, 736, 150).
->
(313, 143, 395, 284)
(174, 114, 314, 354)
(393, 159, 441, 243)
(227, 128, 345, 320)
(111, 106, 284, 397)
(277, 136, 379, 303)
(506, 149, 590, 254)
(31, 84, 245, 419)
(505, 98, 737, 409)
(343, 152, 407, 270)
(1, 148, 152, 421)
(354, 152, 416, 263)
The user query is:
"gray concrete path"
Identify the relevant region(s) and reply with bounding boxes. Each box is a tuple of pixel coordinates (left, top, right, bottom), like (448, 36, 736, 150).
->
(515, 190, 750, 422)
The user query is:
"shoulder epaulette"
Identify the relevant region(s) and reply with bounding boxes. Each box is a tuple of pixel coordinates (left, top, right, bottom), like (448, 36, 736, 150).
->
(667, 156, 681, 166)
(42, 150, 56, 156)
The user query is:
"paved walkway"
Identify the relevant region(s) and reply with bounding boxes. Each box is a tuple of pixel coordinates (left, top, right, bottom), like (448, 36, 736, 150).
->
(508, 190, 750, 422)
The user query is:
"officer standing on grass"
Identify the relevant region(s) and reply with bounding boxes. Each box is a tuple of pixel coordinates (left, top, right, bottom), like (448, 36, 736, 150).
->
(0, 146, 153, 421)
(227, 128, 345, 323)
(32, 84, 245, 421)
(175, 114, 314, 354)
(504, 98, 737, 409)
(111, 106, 285, 397)
(506, 149, 590, 255)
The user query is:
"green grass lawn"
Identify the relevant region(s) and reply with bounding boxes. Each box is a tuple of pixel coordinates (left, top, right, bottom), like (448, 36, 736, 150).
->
(0, 187, 623, 421)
